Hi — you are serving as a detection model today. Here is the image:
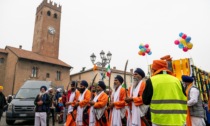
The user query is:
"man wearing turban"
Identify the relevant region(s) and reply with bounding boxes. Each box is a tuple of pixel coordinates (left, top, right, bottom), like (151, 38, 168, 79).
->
(125, 68, 148, 126)
(182, 75, 205, 126)
(109, 75, 126, 126)
(0, 86, 6, 121)
(47, 88, 56, 126)
(65, 81, 80, 126)
(142, 60, 187, 125)
(34, 86, 50, 126)
(75, 80, 91, 126)
(89, 81, 108, 126)
(55, 88, 62, 115)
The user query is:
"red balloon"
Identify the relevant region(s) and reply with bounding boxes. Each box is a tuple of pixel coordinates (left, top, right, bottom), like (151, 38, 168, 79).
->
(182, 34, 187, 39)
(144, 44, 149, 48)
(183, 47, 188, 52)
(174, 40, 180, 45)
(146, 48, 150, 53)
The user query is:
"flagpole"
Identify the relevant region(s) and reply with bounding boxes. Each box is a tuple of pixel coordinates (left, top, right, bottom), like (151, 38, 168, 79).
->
(108, 72, 111, 99)
(106, 64, 111, 96)
(108, 65, 111, 118)
(106, 64, 111, 101)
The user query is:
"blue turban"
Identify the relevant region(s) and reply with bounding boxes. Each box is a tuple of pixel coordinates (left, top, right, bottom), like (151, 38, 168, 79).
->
(115, 75, 124, 84)
(134, 68, 145, 78)
(80, 80, 88, 87)
(40, 86, 47, 91)
(182, 75, 193, 83)
(71, 81, 77, 86)
(98, 81, 106, 90)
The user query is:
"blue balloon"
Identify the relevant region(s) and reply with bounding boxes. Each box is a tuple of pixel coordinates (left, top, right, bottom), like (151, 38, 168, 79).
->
(178, 43, 184, 49)
(139, 45, 144, 49)
(143, 47, 147, 52)
(185, 36, 191, 42)
(148, 51, 152, 55)
(140, 47, 146, 52)
(179, 32, 183, 37)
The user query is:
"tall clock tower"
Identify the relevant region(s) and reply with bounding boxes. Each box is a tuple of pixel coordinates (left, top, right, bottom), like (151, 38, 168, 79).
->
(32, 0, 61, 59)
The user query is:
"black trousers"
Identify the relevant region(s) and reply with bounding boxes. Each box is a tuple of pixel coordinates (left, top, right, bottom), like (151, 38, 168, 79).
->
(0, 109, 3, 121)
(47, 108, 55, 126)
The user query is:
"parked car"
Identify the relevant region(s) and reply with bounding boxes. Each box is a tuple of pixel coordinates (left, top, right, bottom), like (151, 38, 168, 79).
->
(6, 80, 54, 125)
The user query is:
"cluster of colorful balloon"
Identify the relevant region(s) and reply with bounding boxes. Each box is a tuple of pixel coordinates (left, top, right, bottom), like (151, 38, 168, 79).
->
(174, 32, 193, 52)
(138, 43, 152, 56)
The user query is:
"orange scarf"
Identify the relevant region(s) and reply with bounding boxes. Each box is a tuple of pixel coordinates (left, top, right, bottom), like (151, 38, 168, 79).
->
(185, 83, 193, 126)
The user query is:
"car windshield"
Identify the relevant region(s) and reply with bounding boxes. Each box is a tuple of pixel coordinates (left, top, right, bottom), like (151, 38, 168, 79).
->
(15, 88, 40, 99)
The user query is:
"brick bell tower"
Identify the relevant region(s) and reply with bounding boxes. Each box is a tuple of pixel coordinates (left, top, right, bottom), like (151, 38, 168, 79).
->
(32, 0, 61, 59)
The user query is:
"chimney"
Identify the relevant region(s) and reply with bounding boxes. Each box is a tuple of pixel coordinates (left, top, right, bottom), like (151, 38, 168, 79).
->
(113, 66, 116, 70)
(19, 45, 22, 49)
(130, 69, 133, 73)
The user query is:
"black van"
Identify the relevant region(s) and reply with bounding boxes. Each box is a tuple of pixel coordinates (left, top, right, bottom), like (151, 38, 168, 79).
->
(6, 80, 53, 125)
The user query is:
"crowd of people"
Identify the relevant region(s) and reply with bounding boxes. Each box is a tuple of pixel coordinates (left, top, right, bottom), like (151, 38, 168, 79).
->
(0, 57, 208, 126)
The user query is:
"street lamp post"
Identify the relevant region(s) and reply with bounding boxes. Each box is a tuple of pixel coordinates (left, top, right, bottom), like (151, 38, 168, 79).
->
(90, 50, 112, 80)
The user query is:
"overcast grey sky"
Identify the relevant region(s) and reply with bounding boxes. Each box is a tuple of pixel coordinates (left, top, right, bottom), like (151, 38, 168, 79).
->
(1, 0, 210, 75)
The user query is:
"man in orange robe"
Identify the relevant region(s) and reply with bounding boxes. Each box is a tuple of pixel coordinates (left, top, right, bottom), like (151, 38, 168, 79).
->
(125, 68, 148, 126)
(89, 81, 109, 126)
(65, 81, 80, 126)
(109, 75, 126, 126)
(75, 80, 91, 126)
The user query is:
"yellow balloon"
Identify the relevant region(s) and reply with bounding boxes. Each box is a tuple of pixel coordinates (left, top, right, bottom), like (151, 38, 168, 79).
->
(187, 43, 193, 49)
(180, 38, 187, 46)
(140, 43, 144, 47)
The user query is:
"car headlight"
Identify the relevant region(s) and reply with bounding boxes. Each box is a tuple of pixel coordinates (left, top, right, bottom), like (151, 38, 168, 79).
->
(7, 103, 13, 111)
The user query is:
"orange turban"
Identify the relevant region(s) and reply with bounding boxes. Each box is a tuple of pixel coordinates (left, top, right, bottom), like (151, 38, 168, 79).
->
(152, 60, 167, 70)
(160, 55, 172, 61)
(152, 60, 173, 76)
(0, 86, 3, 90)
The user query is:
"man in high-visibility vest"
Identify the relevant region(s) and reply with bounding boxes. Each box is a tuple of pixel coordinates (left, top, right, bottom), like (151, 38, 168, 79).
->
(143, 60, 187, 126)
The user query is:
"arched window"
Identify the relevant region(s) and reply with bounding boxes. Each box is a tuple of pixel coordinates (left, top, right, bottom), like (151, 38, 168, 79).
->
(54, 13, 57, 19)
(0, 58, 4, 64)
(56, 71, 61, 80)
(47, 11, 51, 16)
(31, 67, 38, 77)
(46, 73, 50, 78)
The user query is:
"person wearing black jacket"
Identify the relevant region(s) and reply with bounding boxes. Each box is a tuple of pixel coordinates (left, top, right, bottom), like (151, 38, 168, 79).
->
(0, 86, 6, 121)
(34, 86, 50, 126)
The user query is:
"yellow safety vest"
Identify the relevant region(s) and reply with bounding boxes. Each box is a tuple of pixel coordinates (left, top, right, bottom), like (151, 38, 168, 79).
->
(150, 74, 187, 125)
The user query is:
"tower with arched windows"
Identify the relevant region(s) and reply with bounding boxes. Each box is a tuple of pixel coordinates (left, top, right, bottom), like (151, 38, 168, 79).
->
(0, 0, 72, 96)
(32, 0, 61, 59)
